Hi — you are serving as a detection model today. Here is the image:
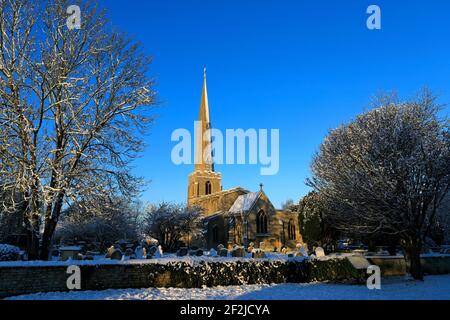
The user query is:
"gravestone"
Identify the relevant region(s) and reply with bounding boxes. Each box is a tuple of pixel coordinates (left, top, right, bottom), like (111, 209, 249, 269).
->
(154, 245, 163, 258)
(347, 255, 371, 270)
(209, 248, 217, 257)
(231, 246, 246, 258)
(251, 249, 266, 259)
(125, 248, 135, 257)
(259, 242, 266, 250)
(298, 245, 308, 257)
(105, 246, 115, 258)
(219, 248, 228, 257)
(110, 249, 123, 260)
(135, 246, 145, 259)
(148, 245, 158, 257)
(177, 247, 188, 257)
(315, 247, 325, 258)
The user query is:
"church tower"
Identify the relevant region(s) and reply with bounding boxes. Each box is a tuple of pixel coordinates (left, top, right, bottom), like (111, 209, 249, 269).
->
(188, 69, 222, 206)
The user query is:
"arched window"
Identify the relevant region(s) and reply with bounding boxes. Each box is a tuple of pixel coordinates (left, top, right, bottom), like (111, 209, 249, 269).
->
(212, 225, 219, 243)
(288, 219, 296, 240)
(205, 181, 212, 195)
(257, 210, 268, 234)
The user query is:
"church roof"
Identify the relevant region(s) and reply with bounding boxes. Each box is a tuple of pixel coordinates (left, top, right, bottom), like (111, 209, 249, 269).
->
(229, 191, 261, 214)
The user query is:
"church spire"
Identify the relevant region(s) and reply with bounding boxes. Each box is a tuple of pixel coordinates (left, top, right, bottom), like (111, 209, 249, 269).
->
(195, 68, 214, 172)
(188, 69, 222, 204)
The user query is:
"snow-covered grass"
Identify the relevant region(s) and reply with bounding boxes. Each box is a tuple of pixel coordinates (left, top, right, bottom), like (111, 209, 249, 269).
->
(6, 275, 450, 300)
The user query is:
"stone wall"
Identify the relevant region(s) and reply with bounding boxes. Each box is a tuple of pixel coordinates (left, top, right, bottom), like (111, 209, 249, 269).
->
(3, 256, 448, 299)
(366, 255, 450, 276)
(0, 258, 364, 299)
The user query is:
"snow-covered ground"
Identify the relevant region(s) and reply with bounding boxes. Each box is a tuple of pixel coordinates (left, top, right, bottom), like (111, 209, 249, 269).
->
(6, 275, 450, 300)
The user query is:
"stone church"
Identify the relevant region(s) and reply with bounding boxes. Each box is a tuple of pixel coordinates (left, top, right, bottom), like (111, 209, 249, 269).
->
(188, 70, 302, 251)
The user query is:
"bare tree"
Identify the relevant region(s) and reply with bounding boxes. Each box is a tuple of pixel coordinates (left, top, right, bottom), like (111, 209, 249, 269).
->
(0, 0, 156, 259)
(308, 90, 450, 280)
(142, 203, 203, 252)
(56, 196, 142, 251)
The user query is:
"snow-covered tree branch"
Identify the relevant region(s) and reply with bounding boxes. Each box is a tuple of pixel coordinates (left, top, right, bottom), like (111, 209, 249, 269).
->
(0, 0, 156, 259)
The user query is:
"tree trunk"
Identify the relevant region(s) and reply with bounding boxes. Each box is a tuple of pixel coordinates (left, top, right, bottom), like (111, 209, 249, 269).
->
(405, 246, 423, 280)
(39, 193, 65, 260)
(40, 221, 56, 260)
(27, 217, 40, 260)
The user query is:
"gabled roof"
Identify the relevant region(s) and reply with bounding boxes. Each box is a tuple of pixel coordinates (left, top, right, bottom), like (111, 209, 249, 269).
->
(229, 191, 261, 214)
(203, 211, 225, 221)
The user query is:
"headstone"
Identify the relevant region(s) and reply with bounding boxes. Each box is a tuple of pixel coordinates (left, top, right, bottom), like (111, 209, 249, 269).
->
(148, 245, 158, 257)
(315, 247, 325, 258)
(347, 255, 371, 270)
(259, 242, 265, 250)
(105, 246, 115, 258)
(219, 248, 228, 257)
(144, 237, 159, 248)
(59, 246, 81, 261)
(231, 246, 246, 258)
(177, 247, 188, 257)
(299, 245, 308, 257)
(154, 245, 163, 258)
(110, 249, 123, 260)
(135, 246, 145, 259)
(125, 248, 134, 257)
(251, 249, 266, 259)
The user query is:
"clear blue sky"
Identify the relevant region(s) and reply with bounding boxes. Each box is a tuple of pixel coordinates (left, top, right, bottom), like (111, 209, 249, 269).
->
(102, 0, 450, 208)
